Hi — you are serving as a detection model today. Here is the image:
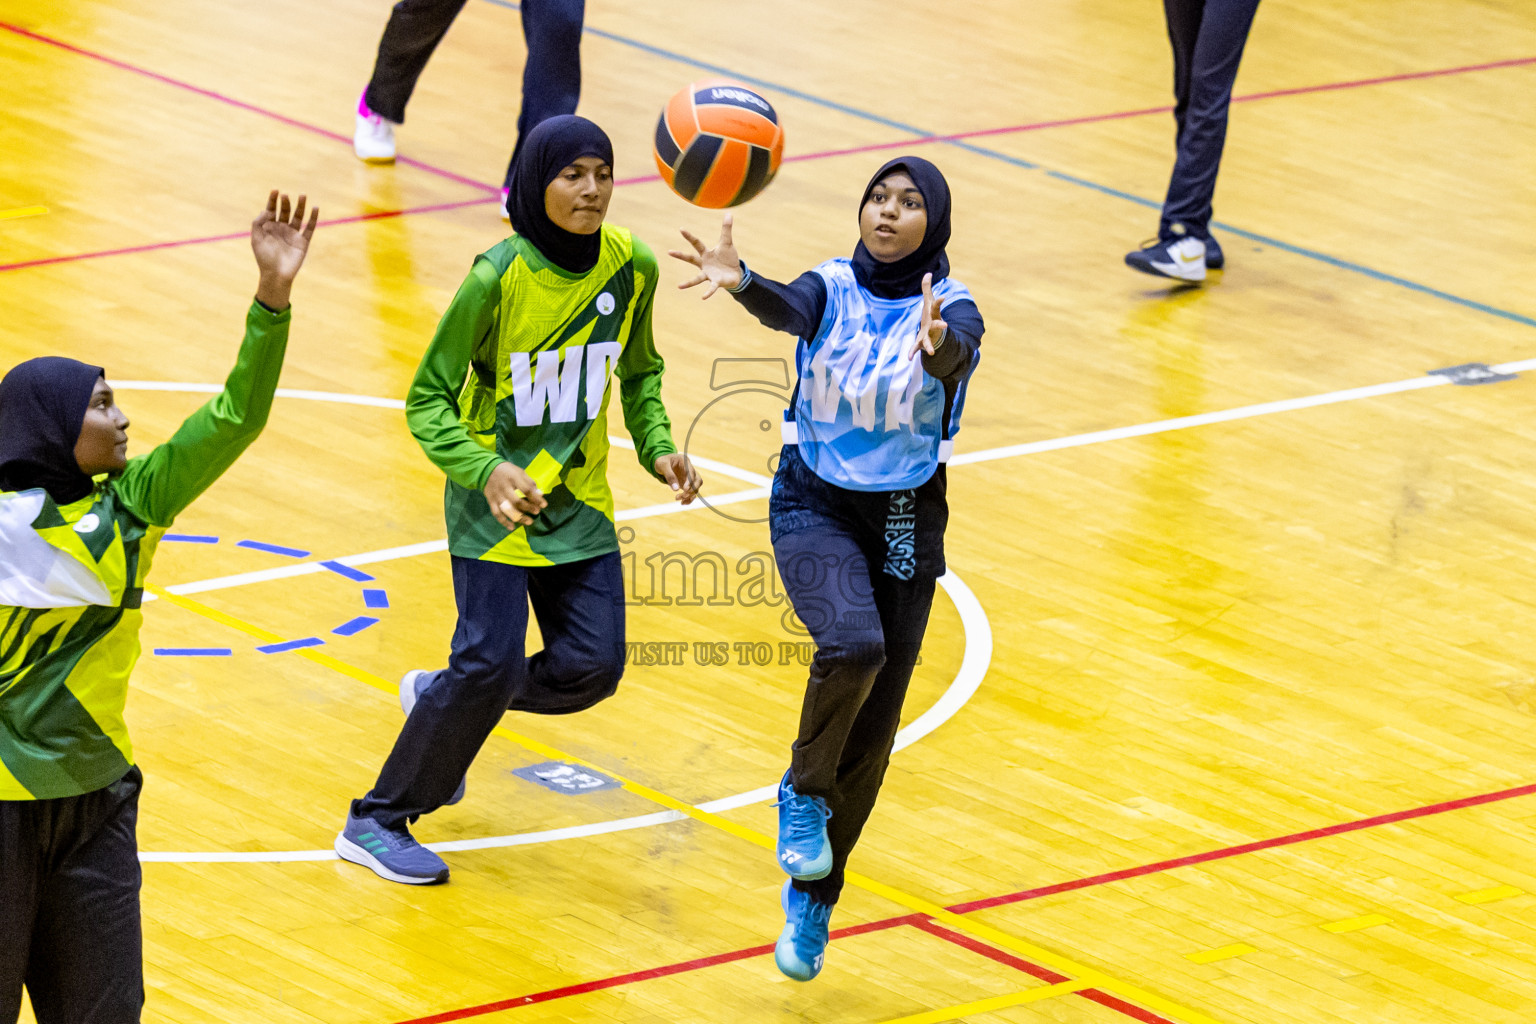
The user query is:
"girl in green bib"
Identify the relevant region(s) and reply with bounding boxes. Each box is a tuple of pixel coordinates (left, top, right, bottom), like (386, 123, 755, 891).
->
(339, 116, 701, 885)
(0, 191, 316, 1024)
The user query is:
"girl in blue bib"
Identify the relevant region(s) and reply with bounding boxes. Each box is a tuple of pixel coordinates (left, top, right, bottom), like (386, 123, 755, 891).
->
(673, 156, 984, 981)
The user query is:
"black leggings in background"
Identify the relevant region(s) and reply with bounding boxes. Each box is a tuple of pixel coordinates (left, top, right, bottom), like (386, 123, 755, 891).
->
(770, 447, 943, 906)
(1158, 0, 1262, 240)
(362, 0, 586, 187)
(0, 768, 144, 1024)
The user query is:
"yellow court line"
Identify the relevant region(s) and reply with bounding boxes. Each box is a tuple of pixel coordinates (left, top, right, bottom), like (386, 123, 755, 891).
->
(0, 205, 49, 221)
(1184, 943, 1256, 964)
(875, 980, 1095, 1024)
(1455, 885, 1524, 905)
(146, 585, 1227, 1024)
(1321, 914, 1392, 934)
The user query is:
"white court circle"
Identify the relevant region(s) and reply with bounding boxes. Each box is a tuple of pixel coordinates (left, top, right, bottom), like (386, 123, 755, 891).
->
(112, 383, 993, 864)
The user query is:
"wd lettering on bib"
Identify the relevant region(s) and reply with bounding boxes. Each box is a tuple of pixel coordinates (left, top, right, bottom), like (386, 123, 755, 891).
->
(508, 342, 622, 426)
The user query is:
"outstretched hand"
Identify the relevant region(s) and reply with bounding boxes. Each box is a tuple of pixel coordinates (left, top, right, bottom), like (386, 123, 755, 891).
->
(252, 190, 319, 311)
(908, 272, 947, 359)
(669, 213, 743, 299)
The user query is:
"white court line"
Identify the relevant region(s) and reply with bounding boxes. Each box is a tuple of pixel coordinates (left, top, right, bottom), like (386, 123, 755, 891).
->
(138, 358, 1532, 597)
(139, 569, 991, 862)
(951, 356, 1533, 466)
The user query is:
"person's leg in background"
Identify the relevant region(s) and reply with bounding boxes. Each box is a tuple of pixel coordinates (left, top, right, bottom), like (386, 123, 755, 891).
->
(355, 0, 471, 162)
(503, 0, 586, 190)
(1158, 0, 1261, 255)
(1128, 0, 1261, 281)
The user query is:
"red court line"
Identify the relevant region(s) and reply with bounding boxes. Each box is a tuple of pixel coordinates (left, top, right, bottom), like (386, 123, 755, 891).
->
(0, 199, 486, 272)
(770, 53, 1536, 166)
(392, 915, 922, 1024)
(910, 919, 1178, 1024)
(392, 779, 1536, 1023)
(3, 35, 1523, 274)
(535, 54, 1536, 188)
(0, 20, 499, 195)
(1, 32, 1529, 273)
(945, 779, 1536, 915)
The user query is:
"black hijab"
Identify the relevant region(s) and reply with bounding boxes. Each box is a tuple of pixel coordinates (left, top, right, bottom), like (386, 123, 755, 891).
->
(851, 156, 952, 300)
(0, 356, 104, 504)
(506, 115, 615, 274)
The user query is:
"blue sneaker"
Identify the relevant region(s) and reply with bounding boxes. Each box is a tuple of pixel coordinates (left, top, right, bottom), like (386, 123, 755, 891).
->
(335, 813, 449, 885)
(774, 771, 832, 880)
(1125, 235, 1206, 282)
(400, 670, 465, 806)
(775, 880, 832, 981)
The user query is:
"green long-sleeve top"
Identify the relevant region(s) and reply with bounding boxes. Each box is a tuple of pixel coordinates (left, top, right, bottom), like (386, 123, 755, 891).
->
(0, 301, 289, 800)
(407, 225, 678, 566)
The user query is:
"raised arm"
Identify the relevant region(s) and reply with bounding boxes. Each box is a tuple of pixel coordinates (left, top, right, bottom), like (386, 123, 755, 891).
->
(115, 192, 317, 526)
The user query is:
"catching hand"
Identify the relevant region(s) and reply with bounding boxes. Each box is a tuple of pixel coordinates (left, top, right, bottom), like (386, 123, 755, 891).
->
(908, 272, 947, 359)
(654, 453, 703, 505)
(484, 462, 548, 530)
(669, 213, 743, 299)
(252, 190, 319, 310)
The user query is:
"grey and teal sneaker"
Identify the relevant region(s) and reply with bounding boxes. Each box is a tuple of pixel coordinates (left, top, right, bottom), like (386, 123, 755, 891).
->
(399, 669, 465, 806)
(774, 770, 832, 880)
(775, 880, 832, 981)
(335, 813, 449, 885)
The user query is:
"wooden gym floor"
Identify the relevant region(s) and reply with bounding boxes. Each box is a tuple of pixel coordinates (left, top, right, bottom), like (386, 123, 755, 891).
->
(4, 0, 1536, 1021)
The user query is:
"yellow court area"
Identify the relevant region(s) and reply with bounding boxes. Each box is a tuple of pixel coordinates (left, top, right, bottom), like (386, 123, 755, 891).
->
(5, 0, 1536, 1021)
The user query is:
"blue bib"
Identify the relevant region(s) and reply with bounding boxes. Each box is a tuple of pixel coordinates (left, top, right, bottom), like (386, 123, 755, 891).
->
(787, 259, 976, 491)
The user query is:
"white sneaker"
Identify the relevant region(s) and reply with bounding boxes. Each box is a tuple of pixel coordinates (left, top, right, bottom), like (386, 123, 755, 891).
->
(1125, 235, 1207, 282)
(354, 92, 396, 164)
(399, 669, 427, 715)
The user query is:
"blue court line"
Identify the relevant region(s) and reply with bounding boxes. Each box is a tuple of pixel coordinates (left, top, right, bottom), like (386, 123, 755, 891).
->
(237, 539, 311, 558)
(479, 0, 1534, 331)
(153, 647, 233, 656)
(163, 534, 218, 544)
(321, 560, 375, 582)
(362, 588, 390, 609)
(256, 637, 324, 654)
(1042, 170, 1536, 329)
(331, 616, 380, 637)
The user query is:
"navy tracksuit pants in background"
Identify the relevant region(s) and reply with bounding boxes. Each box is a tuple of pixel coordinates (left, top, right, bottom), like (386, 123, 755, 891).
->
(770, 447, 945, 907)
(363, 0, 585, 187)
(353, 553, 625, 830)
(1158, 0, 1262, 240)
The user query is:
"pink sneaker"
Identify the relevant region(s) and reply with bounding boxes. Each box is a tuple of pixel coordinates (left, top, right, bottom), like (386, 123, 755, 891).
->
(354, 91, 396, 164)
(499, 187, 511, 223)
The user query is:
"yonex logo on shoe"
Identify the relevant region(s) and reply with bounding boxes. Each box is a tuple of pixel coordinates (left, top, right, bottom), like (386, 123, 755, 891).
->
(781, 850, 802, 863)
